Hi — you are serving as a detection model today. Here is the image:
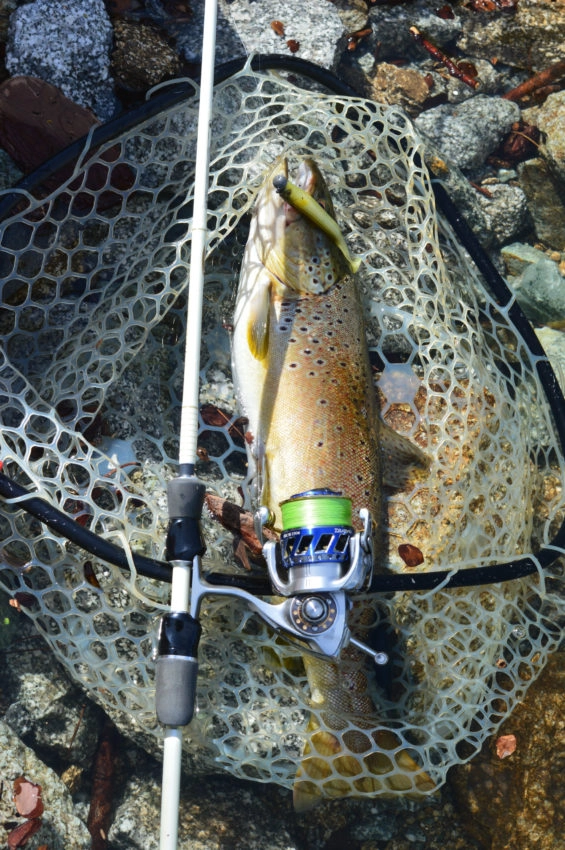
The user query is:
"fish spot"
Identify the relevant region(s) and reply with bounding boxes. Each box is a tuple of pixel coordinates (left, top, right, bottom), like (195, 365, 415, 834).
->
(312, 338, 319, 344)
(316, 359, 325, 366)
(308, 371, 316, 376)
(289, 337, 297, 343)
(289, 363, 298, 369)
(304, 348, 312, 355)
(300, 326, 308, 332)
(318, 399, 328, 406)
(329, 346, 336, 352)
(316, 441, 324, 448)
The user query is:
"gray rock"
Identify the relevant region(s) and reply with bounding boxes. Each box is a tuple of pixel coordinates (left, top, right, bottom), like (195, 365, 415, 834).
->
(510, 256, 565, 324)
(415, 95, 520, 174)
(5, 0, 118, 121)
(475, 184, 532, 247)
(2, 614, 104, 768)
(0, 720, 91, 849)
(519, 158, 565, 250)
(109, 772, 299, 850)
(221, 0, 345, 70)
(501, 242, 549, 276)
(536, 89, 565, 185)
(368, 0, 463, 62)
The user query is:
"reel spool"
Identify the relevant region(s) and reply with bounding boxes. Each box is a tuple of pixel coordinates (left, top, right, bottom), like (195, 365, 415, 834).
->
(263, 489, 373, 596)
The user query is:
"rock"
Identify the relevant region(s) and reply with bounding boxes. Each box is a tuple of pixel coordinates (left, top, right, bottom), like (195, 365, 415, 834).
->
(2, 614, 104, 768)
(450, 652, 565, 850)
(475, 183, 532, 246)
(370, 62, 431, 117)
(536, 327, 565, 393)
(109, 772, 299, 850)
(5, 0, 119, 121)
(536, 89, 565, 185)
(519, 158, 565, 250)
(457, 0, 565, 72)
(509, 256, 565, 324)
(501, 241, 549, 276)
(0, 76, 98, 175)
(368, 0, 463, 63)
(0, 720, 91, 849)
(221, 0, 345, 70)
(415, 95, 520, 174)
(111, 20, 182, 92)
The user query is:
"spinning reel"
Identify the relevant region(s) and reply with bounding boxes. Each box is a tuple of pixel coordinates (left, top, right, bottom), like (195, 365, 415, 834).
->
(155, 479, 386, 727)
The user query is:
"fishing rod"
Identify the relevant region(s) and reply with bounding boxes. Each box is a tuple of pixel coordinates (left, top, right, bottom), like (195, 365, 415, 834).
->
(152, 0, 218, 847)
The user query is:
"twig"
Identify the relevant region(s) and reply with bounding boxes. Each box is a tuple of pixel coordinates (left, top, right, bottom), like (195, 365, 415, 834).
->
(503, 59, 565, 102)
(409, 26, 479, 90)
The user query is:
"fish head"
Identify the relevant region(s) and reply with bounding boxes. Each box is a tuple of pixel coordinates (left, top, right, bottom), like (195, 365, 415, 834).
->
(254, 156, 350, 296)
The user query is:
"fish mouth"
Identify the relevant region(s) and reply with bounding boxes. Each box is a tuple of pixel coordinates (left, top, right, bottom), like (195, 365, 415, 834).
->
(276, 158, 318, 226)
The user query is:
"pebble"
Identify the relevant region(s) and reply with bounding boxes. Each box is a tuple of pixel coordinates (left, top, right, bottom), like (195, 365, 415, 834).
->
(414, 95, 520, 174)
(5, 0, 119, 121)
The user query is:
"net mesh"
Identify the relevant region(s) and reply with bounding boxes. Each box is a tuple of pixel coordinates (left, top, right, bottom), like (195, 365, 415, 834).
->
(0, 62, 564, 801)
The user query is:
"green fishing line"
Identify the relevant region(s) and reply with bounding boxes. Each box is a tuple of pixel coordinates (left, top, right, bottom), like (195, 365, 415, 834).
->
(281, 491, 352, 530)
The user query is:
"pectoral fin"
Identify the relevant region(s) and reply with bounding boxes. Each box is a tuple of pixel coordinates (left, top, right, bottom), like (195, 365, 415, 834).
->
(381, 422, 430, 489)
(246, 280, 271, 360)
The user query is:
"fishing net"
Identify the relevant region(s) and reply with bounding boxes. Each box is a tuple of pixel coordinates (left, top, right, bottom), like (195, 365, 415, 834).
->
(0, 60, 564, 802)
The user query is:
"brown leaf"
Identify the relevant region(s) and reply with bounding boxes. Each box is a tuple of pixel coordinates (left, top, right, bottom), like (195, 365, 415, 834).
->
(7, 818, 42, 849)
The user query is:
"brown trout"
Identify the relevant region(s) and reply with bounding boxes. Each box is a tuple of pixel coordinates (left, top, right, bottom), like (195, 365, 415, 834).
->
(232, 156, 432, 809)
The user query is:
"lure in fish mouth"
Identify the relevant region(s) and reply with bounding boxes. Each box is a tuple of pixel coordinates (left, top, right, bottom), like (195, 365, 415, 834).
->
(232, 155, 432, 809)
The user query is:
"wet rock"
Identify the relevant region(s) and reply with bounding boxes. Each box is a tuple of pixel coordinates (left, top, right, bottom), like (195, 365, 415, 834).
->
(0, 720, 91, 849)
(475, 183, 531, 246)
(519, 157, 565, 250)
(370, 62, 431, 117)
(112, 20, 181, 92)
(415, 95, 520, 174)
(501, 241, 549, 276)
(507, 256, 565, 325)
(457, 0, 565, 72)
(536, 89, 565, 185)
(5, 0, 119, 121)
(450, 652, 565, 850)
(368, 0, 463, 63)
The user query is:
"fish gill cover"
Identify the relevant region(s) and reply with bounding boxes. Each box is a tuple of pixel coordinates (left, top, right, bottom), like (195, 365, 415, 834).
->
(0, 62, 564, 803)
